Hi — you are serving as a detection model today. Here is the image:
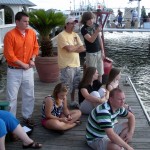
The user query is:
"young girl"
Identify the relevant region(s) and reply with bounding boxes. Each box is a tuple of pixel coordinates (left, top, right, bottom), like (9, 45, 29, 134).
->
(106, 68, 121, 92)
(78, 67, 109, 114)
(41, 83, 81, 131)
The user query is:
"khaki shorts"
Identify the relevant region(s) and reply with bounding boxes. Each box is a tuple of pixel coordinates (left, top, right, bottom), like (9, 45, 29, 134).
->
(86, 51, 104, 76)
(87, 122, 126, 150)
(60, 67, 80, 93)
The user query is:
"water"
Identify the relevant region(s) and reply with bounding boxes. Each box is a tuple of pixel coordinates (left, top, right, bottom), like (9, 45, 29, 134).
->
(104, 32, 150, 113)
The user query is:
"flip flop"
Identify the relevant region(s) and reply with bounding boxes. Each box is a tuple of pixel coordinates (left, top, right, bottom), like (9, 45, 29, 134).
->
(22, 141, 42, 149)
(75, 120, 82, 126)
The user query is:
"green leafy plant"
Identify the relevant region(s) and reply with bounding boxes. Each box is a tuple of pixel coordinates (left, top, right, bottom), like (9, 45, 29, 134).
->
(29, 9, 65, 57)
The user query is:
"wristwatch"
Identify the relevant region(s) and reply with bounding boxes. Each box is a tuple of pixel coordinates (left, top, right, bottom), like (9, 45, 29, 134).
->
(30, 57, 35, 62)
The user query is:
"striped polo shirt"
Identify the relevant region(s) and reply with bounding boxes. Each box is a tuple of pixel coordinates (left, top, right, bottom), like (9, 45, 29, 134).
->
(86, 102, 128, 141)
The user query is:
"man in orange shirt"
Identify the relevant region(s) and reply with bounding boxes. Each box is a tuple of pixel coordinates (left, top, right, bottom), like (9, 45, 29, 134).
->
(4, 11, 39, 127)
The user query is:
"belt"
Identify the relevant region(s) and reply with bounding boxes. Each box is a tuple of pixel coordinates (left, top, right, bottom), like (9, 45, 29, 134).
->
(8, 65, 23, 69)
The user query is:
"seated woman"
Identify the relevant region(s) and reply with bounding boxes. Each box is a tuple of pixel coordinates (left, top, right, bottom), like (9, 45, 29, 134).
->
(41, 83, 81, 131)
(78, 67, 109, 114)
(106, 68, 121, 92)
(0, 110, 42, 150)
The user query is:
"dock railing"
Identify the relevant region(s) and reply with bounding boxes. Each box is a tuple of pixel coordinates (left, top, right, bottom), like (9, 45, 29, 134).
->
(128, 76, 150, 125)
(103, 28, 150, 32)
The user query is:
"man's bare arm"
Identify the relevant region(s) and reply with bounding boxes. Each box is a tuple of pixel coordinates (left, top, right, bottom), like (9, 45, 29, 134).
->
(105, 128, 134, 150)
(63, 45, 85, 53)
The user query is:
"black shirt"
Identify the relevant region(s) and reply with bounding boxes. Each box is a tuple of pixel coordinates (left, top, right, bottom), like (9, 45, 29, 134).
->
(81, 23, 101, 53)
(78, 80, 102, 104)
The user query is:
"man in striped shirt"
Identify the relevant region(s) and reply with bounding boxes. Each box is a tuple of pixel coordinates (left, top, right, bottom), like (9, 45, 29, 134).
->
(86, 88, 135, 150)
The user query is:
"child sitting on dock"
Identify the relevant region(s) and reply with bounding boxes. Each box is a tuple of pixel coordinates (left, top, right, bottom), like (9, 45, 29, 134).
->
(41, 83, 81, 132)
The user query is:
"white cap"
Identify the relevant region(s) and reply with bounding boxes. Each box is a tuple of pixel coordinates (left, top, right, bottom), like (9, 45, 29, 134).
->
(65, 17, 78, 24)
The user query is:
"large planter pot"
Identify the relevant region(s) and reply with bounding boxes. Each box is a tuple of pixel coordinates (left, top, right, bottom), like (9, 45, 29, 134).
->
(35, 56, 59, 83)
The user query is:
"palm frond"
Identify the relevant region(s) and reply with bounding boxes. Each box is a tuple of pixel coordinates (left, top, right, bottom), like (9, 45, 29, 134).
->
(28, 9, 66, 57)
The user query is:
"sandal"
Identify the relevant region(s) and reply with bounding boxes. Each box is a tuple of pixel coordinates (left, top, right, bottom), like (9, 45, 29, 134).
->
(22, 142, 42, 149)
(75, 120, 82, 126)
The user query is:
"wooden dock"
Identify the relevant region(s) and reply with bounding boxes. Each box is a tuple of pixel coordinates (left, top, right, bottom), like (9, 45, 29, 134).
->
(1, 72, 150, 150)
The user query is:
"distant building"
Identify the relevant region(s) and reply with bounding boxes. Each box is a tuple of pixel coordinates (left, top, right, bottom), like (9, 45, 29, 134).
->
(0, 0, 36, 25)
(0, 0, 36, 61)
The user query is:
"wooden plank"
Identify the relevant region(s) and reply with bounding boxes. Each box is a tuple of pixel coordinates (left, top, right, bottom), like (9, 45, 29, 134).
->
(0, 72, 149, 150)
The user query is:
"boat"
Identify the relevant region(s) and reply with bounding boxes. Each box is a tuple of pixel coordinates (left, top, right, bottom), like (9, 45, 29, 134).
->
(69, 1, 110, 22)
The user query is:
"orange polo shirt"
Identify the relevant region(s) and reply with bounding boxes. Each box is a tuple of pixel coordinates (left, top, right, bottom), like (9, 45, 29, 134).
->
(4, 27, 39, 67)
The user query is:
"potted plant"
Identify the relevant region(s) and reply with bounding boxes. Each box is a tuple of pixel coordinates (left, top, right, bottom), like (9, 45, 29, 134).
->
(28, 9, 65, 82)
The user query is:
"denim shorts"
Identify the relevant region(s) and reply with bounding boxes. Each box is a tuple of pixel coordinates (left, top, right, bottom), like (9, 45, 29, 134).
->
(0, 119, 7, 137)
(0, 110, 19, 137)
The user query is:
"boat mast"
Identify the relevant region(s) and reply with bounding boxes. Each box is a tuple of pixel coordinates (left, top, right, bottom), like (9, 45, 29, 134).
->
(137, 0, 141, 23)
(103, 0, 105, 6)
(73, 0, 75, 11)
(70, 0, 72, 11)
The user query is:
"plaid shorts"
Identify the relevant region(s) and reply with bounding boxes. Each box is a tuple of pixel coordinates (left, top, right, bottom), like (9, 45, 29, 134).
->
(60, 67, 80, 93)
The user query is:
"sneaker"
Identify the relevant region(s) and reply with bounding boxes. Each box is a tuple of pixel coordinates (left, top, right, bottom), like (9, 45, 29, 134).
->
(70, 101, 79, 108)
(23, 118, 36, 128)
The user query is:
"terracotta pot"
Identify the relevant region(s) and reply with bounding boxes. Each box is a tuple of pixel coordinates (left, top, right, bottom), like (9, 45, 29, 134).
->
(35, 56, 59, 83)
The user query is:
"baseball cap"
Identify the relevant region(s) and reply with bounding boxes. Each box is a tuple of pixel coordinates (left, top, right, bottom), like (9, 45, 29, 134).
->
(65, 17, 78, 24)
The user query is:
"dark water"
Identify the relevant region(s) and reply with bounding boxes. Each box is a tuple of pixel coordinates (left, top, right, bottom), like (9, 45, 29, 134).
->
(104, 32, 150, 112)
